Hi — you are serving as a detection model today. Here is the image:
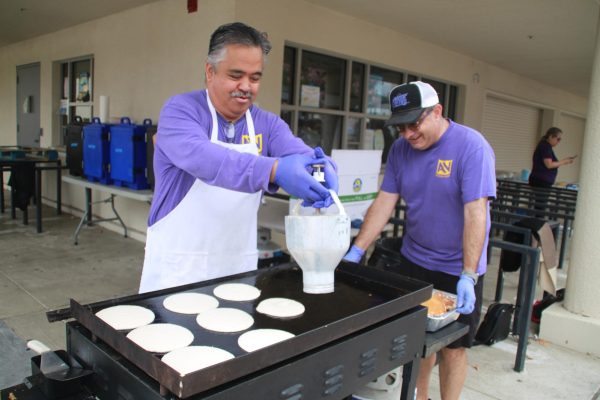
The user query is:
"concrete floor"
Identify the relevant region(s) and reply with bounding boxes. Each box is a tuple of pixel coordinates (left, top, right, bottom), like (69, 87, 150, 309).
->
(1, 200, 599, 399)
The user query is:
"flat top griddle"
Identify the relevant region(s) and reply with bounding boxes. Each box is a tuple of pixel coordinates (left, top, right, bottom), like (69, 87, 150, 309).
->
(70, 262, 431, 398)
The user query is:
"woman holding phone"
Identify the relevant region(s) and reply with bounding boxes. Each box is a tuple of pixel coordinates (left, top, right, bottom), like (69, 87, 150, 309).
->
(529, 127, 575, 188)
(528, 127, 575, 215)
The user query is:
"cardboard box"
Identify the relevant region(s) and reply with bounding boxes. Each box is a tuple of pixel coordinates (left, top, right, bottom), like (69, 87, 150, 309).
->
(289, 150, 382, 221)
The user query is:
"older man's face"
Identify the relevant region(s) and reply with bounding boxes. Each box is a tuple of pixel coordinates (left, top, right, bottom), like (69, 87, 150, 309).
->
(205, 44, 264, 122)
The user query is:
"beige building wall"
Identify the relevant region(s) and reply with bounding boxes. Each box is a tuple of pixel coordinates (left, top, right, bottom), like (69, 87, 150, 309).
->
(0, 0, 590, 240)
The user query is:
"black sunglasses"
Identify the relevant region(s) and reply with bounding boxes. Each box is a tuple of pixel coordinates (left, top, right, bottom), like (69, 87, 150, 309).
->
(395, 107, 434, 133)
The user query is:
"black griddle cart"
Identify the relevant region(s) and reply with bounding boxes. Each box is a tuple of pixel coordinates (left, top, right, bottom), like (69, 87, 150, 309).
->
(3, 262, 442, 400)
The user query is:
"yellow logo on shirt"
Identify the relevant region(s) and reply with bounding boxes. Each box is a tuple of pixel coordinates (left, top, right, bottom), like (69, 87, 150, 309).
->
(242, 134, 263, 154)
(436, 159, 453, 178)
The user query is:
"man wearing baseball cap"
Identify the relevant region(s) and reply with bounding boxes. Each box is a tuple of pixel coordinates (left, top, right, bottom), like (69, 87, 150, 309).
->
(345, 81, 496, 400)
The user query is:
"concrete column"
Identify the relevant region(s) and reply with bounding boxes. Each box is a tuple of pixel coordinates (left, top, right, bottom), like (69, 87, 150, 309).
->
(540, 9, 600, 356)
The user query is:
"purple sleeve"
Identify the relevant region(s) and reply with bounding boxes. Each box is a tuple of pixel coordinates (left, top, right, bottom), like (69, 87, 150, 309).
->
(149, 92, 322, 226)
(254, 110, 318, 192)
(459, 141, 497, 203)
(380, 141, 402, 194)
(158, 96, 276, 193)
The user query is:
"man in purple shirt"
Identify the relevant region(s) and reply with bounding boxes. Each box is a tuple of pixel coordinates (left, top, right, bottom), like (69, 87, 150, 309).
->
(344, 82, 495, 400)
(139, 22, 337, 293)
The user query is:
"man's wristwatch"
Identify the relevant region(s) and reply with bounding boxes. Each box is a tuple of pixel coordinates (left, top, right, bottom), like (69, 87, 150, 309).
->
(460, 270, 479, 285)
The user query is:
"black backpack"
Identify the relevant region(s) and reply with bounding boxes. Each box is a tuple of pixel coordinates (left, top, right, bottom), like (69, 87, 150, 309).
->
(475, 303, 515, 345)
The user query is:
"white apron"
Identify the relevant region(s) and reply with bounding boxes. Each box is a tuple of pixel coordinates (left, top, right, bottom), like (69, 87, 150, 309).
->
(139, 95, 261, 293)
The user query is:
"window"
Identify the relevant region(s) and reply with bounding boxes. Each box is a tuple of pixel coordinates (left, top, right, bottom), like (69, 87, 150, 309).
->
(280, 110, 294, 129)
(447, 85, 458, 121)
(298, 112, 342, 153)
(367, 66, 403, 117)
(281, 45, 460, 164)
(300, 51, 346, 110)
(350, 63, 365, 113)
(281, 47, 296, 105)
(365, 119, 396, 162)
(346, 116, 362, 149)
(56, 56, 94, 145)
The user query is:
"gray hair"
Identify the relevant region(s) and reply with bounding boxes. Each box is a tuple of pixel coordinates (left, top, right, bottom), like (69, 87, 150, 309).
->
(206, 22, 271, 68)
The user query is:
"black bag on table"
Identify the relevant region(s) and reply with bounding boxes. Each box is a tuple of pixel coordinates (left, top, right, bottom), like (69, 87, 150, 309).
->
(475, 303, 515, 346)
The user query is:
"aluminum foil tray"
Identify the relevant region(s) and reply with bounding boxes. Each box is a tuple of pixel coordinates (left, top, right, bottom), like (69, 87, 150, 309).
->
(423, 289, 459, 332)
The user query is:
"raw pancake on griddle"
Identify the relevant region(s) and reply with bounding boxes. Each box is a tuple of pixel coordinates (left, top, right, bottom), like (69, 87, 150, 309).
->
(95, 304, 155, 331)
(238, 329, 295, 352)
(163, 292, 219, 314)
(196, 307, 254, 333)
(256, 297, 305, 318)
(162, 346, 234, 375)
(127, 323, 194, 353)
(213, 283, 261, 301)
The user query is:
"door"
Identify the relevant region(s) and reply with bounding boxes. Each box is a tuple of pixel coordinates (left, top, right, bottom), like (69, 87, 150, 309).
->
(17, 63, 41, 147)
(481, 95, 541, 175)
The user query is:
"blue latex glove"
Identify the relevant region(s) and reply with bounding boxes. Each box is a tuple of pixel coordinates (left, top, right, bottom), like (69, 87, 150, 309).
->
(274, 154, 331, 204)
(343, 245, 365, 264)
(309, 196, 334, 209)
(307, 147, 339, 208)
(351, 219, 364, 229)
(314, 147, 339, 193)
(455, 275, 476, 314)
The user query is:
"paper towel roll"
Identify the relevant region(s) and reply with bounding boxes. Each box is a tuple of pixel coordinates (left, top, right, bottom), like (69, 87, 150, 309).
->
(99, 95, 109, 123)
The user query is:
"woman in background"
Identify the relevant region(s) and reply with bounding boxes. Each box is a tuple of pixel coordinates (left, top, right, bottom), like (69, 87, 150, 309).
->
(529, 127, 575, 188)
(528, 127, 575, 215)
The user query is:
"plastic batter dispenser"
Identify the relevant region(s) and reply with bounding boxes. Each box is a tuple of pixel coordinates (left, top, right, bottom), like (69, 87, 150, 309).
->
(284, 164, 350, 294)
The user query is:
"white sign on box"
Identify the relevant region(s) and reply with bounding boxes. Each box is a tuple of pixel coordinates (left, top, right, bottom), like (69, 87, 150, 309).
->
(289, 150, 382, 221)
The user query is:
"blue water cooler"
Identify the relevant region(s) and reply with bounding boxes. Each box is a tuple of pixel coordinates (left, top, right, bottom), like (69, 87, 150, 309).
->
(83, 117, 112, 184)
(109, 117, 150, 190)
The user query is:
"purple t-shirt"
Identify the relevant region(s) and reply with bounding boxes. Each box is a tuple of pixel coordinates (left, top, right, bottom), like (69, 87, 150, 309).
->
(149, 90, 312, 226)
(529, 140, 557, 184)
(381, 120, 496, 276)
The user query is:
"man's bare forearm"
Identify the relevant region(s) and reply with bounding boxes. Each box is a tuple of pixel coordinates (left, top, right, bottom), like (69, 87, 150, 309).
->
(353, 191, 400, 251)
(463, 197, 488, 274)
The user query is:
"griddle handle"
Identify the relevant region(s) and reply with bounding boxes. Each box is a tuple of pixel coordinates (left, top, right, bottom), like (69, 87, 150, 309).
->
(47, 293, 156, 322)
(46, 306, 73, 322)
